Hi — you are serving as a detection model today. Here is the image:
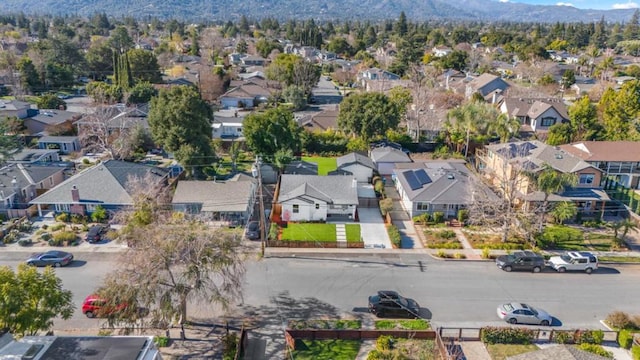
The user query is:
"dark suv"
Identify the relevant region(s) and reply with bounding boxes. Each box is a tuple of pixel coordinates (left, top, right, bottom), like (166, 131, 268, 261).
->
(496, 251, 545, 273)
(85, 225, 109, 243)
(368, 290, 420, 318)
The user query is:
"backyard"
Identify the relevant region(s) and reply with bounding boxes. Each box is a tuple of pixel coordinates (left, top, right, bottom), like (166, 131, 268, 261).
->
(301, 156, 337, 175)
(281, 223, 361, 242)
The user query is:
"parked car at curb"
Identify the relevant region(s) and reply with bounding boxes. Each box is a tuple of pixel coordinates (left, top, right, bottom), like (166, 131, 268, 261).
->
(245, 221, 260, 240)
(85, 224, 109, 243)
(368, 290, 420, 318)
(496, 251, 545, 273)
(82, 294, 148, 318)
(25, 251, 74, 267)
(497, 302, 552, 326)
(548, 251, 598, 273)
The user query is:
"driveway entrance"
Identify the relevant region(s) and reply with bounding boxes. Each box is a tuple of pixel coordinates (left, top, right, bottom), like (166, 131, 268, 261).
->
(357, 208, 392, 249)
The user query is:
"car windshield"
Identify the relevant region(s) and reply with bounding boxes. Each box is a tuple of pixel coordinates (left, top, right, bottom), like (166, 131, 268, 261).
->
(560, 254, 572, 262)
(503, 303, 515, 311)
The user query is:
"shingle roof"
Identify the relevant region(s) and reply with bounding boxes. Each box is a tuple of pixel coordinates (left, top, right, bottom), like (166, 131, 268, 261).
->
(336, 152, 376, 170)
(559, 141, 640, 162)
(278, 175, 358, 205)
(468, 73, 509, 95)
(38, 135, 78, 142)
(369, 147, 412, 163)
(394, 161, 498, 203)
(171, 180, 254, 212)
(30, 160, 169, 205)
(507, 344, 610, 360)
(503, 97, 568, 119)
(28, 110, 81, 125)
(486, 140, 598, 174)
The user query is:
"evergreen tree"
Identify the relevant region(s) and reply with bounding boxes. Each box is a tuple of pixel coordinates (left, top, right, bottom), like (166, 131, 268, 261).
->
(624, 9, 640, 41)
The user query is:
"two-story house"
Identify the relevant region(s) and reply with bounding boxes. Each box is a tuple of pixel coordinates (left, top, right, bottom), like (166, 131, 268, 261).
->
(476, 140, 609, 217)
(559, 141, 640, 189)
(500, 97, 569, 133)
(0, 163, 66, 218)
(465, 73, 510, 104)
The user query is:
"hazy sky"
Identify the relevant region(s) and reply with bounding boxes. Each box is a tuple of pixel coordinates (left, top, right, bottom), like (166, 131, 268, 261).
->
(502, 0, 639, 10)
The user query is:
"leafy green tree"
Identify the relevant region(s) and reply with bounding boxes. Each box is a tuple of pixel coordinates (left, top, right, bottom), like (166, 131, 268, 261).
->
(109, 26, 133, 53)
(437, 50, 469, 71)
(0, 264, 74, 337)
(547, 123, 575, 146)
(127, 82, 158, 105)
(0, 119, 22, 160)
(326, 37, 353, 57)
(243, 107, 301, 159)
(394, 11, 408, 37)
(85, 41, 114, 80)
(532, 164, 578, 232)
(16, 57, 41, 93)
(338, 92, 400, 142)
(127, 49, 162, 84)
(568, 96, 600, 141)
(36, 93, 66, 110)
(148, 86, 215, 178)
(388, 86, 413, 120)
(624, 10, 640, 41)
(236, 39, 248, 54)
(255, 38, 283, 58)
(265, 53, 298, 85)
(282, 85, 306, 111)
(488, 113, 521, 143)
(551, 202, 577, 224)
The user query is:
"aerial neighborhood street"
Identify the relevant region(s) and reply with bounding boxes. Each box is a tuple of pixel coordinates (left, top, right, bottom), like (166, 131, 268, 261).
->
(3, 3, 640, 360)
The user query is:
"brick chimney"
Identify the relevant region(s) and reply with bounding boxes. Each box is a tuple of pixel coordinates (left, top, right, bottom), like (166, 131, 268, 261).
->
(71, 185, 79, 202)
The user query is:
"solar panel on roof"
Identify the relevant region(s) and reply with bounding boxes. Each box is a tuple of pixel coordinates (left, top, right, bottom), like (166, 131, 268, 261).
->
(414, 169, 432, 185)
(403, 170, 422, 190)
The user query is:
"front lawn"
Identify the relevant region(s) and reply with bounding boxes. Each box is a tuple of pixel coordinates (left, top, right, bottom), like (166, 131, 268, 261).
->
(462, 230, 525, 250)
(281, 223, 361, 242)
(290, 339, 360, 360)
(302, 156, 338, 175)
(538, 226, 619, 251)
(423, 229, 462, 249)
(374, 319, 430, 330)
(485, 344, 539, 360)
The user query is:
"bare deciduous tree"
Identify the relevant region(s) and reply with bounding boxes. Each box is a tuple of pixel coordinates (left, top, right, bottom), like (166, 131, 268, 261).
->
(77, 105, 143, 160)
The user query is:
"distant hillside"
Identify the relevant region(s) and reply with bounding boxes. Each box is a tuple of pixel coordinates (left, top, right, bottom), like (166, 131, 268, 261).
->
(0, 0, 636, 23)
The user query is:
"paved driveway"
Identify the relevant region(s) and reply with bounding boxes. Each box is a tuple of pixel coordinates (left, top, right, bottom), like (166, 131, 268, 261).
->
(357, 208, 392, 249)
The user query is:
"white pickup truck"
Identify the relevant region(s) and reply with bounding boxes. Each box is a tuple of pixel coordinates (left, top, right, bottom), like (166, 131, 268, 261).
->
(548, 251, 599, 274)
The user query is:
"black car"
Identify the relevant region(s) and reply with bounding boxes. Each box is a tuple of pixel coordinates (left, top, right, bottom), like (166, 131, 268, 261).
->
(245, 221, 260, 240)
(368, 290, 420, 318)
(86, 225, 109, 243)
(496, 251, 545, 273)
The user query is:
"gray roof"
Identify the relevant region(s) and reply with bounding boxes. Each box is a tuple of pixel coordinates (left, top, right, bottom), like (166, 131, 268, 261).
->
(172, 180, 254, 212)
(8, 148, 58, 162)
(394, 161, 498, 204)
(38, 135, 79, 143)
(485, 140, 597, 174)
(284, 160, 318, 175)
(278, 175, 358, 205)
(20, 164, 64, 184)
(503, 97, 568, 119)
(369, 147, 412, 163)
(507, 345, 610, 360)
(30, 160, 170, 205)
(28, 109, 80, 125)
(336, 152, 376, 170)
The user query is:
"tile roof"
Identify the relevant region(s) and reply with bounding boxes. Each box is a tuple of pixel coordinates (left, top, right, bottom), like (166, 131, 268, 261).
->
(171, 180, 254, 212)
(278, 175, 358, 205)
(559, 141, 640, 162)
(486, 140, 597, 174)
(30, 160, 169, 205)
(336, 152, 376, 170)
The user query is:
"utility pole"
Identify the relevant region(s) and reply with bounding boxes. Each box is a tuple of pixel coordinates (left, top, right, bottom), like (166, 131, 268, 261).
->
(256, 156, 267, 257)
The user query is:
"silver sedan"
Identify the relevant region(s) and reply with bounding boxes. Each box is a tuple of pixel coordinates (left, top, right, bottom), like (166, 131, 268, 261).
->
(497, 302, 552, 326)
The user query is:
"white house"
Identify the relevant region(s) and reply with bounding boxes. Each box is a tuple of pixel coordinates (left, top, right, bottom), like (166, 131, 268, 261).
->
(333, 152, 377, 183)
(278, 175, 358, 222)
(212, 109, 248, 139)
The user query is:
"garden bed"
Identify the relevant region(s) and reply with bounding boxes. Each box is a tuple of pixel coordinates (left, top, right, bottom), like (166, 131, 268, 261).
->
(289, 339, 360, 360)
(461, 230, 526, 250)
(485, 343, 539, 360)
(375, 319, 430, 330)
(289, 319, 361, 330)
(423, 228, 462, 249)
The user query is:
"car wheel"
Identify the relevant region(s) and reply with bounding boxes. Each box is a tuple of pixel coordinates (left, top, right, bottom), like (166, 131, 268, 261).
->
(504, 266, 512, 272)
(27, 262, 36, 267)
(54, 262, 61, 268)
(508, 318, 517, 324)
(557, 267, 566, 273)
(376, 311, 385, 318)
(585, 268, 593, 274)
(85, 311, 95, 318)
(533, 266, 541, 273)
(540, 320, 550, 326)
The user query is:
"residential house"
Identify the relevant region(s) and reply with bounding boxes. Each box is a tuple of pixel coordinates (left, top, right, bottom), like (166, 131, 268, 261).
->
(277, 174, 358, 222)
(228, 53, 243, 65)
(465, 73, 510, 103)
(7, 148, 60, 164)
(171, 176, 256, 225)
(560, 141, 640, 189)
(300, 108, 339, 132)
(476, 140, 609, 216)
(37, 135, 81, 154)
(332, 152, 376, 183)
(358, 68, 400, 82)
(432, 46, 453, 57)
(318, 51, 337, 61)
(369, 146, 412, 175)
(24, 109, 82, 135)
(219, 83, 271, 109)
(284, 160, 318, 176)
(549, 50, 580, 64)
(500, 97, 569, 133)
(241, 55, 267, 67)
(0, 163, 65, 217)
(212, 109, 248, 140)
(393, 160, 498, 218)
(357, 68, 411, 92)
(0, 99, 32, 120)
(30, 160, 171, 217)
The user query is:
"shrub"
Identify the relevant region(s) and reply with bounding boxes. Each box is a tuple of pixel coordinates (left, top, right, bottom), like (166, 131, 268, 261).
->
(41, 224, 48, 230)
(453, 252, 465, 259)
(413, 213, 430, 224)
(268, 223, 278, 240)
(633, 344, 640, 360)
(438, 230, 457, 239)
(55, 213, 69, 223)
(91, 205, 108, 223)
(48, 238, 63, 246)
(40, 233, 52, 241)
(17, 221, 33, 232)
(425, 241, 462, 249)
(3, 230, 19, 244)
(70, 214, 86, 224)
(606, 311, 632, 329)
(222, 333, 238, 360)
(577, 329, 604, 345)
(619, 329, 634, 349)
(97, 329, 112, 336)
(376, 335, 394, 351)
(50, 223, 65, 232)
(366, 350, 385, 360)
(432, 212, 444, 223)
(18, 238, 32, 247)
(481, 247, 491, 259)
(457, 209, 468, 223)
(387, 225, 401, 247)
(153, 336, 170, 347)
(53, 231, 77, 245)
(379, 198, 393, 216)
(577, 343, 613, 358)
(536, 225, 583, 249)
(82, 158, 91, 164)
(481, 327, 535, 344)
(552, 331, 575, 344)
(436, 250, 446, 258)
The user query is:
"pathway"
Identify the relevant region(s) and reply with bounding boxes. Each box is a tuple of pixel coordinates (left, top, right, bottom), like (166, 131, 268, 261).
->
(453, 228, 483, 260)
(336, 224, 347, 247)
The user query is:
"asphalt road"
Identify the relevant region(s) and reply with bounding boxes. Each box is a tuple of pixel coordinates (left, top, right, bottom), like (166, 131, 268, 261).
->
(1, 252, 639, 331)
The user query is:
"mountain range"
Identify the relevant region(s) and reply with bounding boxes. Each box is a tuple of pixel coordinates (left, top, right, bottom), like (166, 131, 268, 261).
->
(0, 0, 636, 23)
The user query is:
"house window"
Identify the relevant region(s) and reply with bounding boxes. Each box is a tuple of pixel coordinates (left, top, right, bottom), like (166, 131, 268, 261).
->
(416, 202, 429, 211)
(55, 204, 70, 212)
(49, 178, 54, 186)
(541, 117, 556, 127)
(315, 204, 320, 209)
(86, 204, 98, 212)
(237, 128, 242, 133)
(293, 204, 299, 213)
(579, 174, 595, 185)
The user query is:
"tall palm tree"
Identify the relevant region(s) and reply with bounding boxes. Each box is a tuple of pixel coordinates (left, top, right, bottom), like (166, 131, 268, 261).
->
(620, 218, 638, 244)
(488, 113, 521, 143)
(551, 202, 578, 224)
(533, 164, 578, 232)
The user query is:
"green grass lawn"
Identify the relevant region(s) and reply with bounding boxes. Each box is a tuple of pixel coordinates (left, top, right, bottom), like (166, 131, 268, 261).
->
(289, 319, 361, 329)
(539, 226, 618, 251)
(302, 156, 337, 175)
(345, 224, 361, 242)
(485, 344, 539, 360)
(291, 339, 360, 360)
(374, 319, 430, 330)
(281, 223, 337, 241)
